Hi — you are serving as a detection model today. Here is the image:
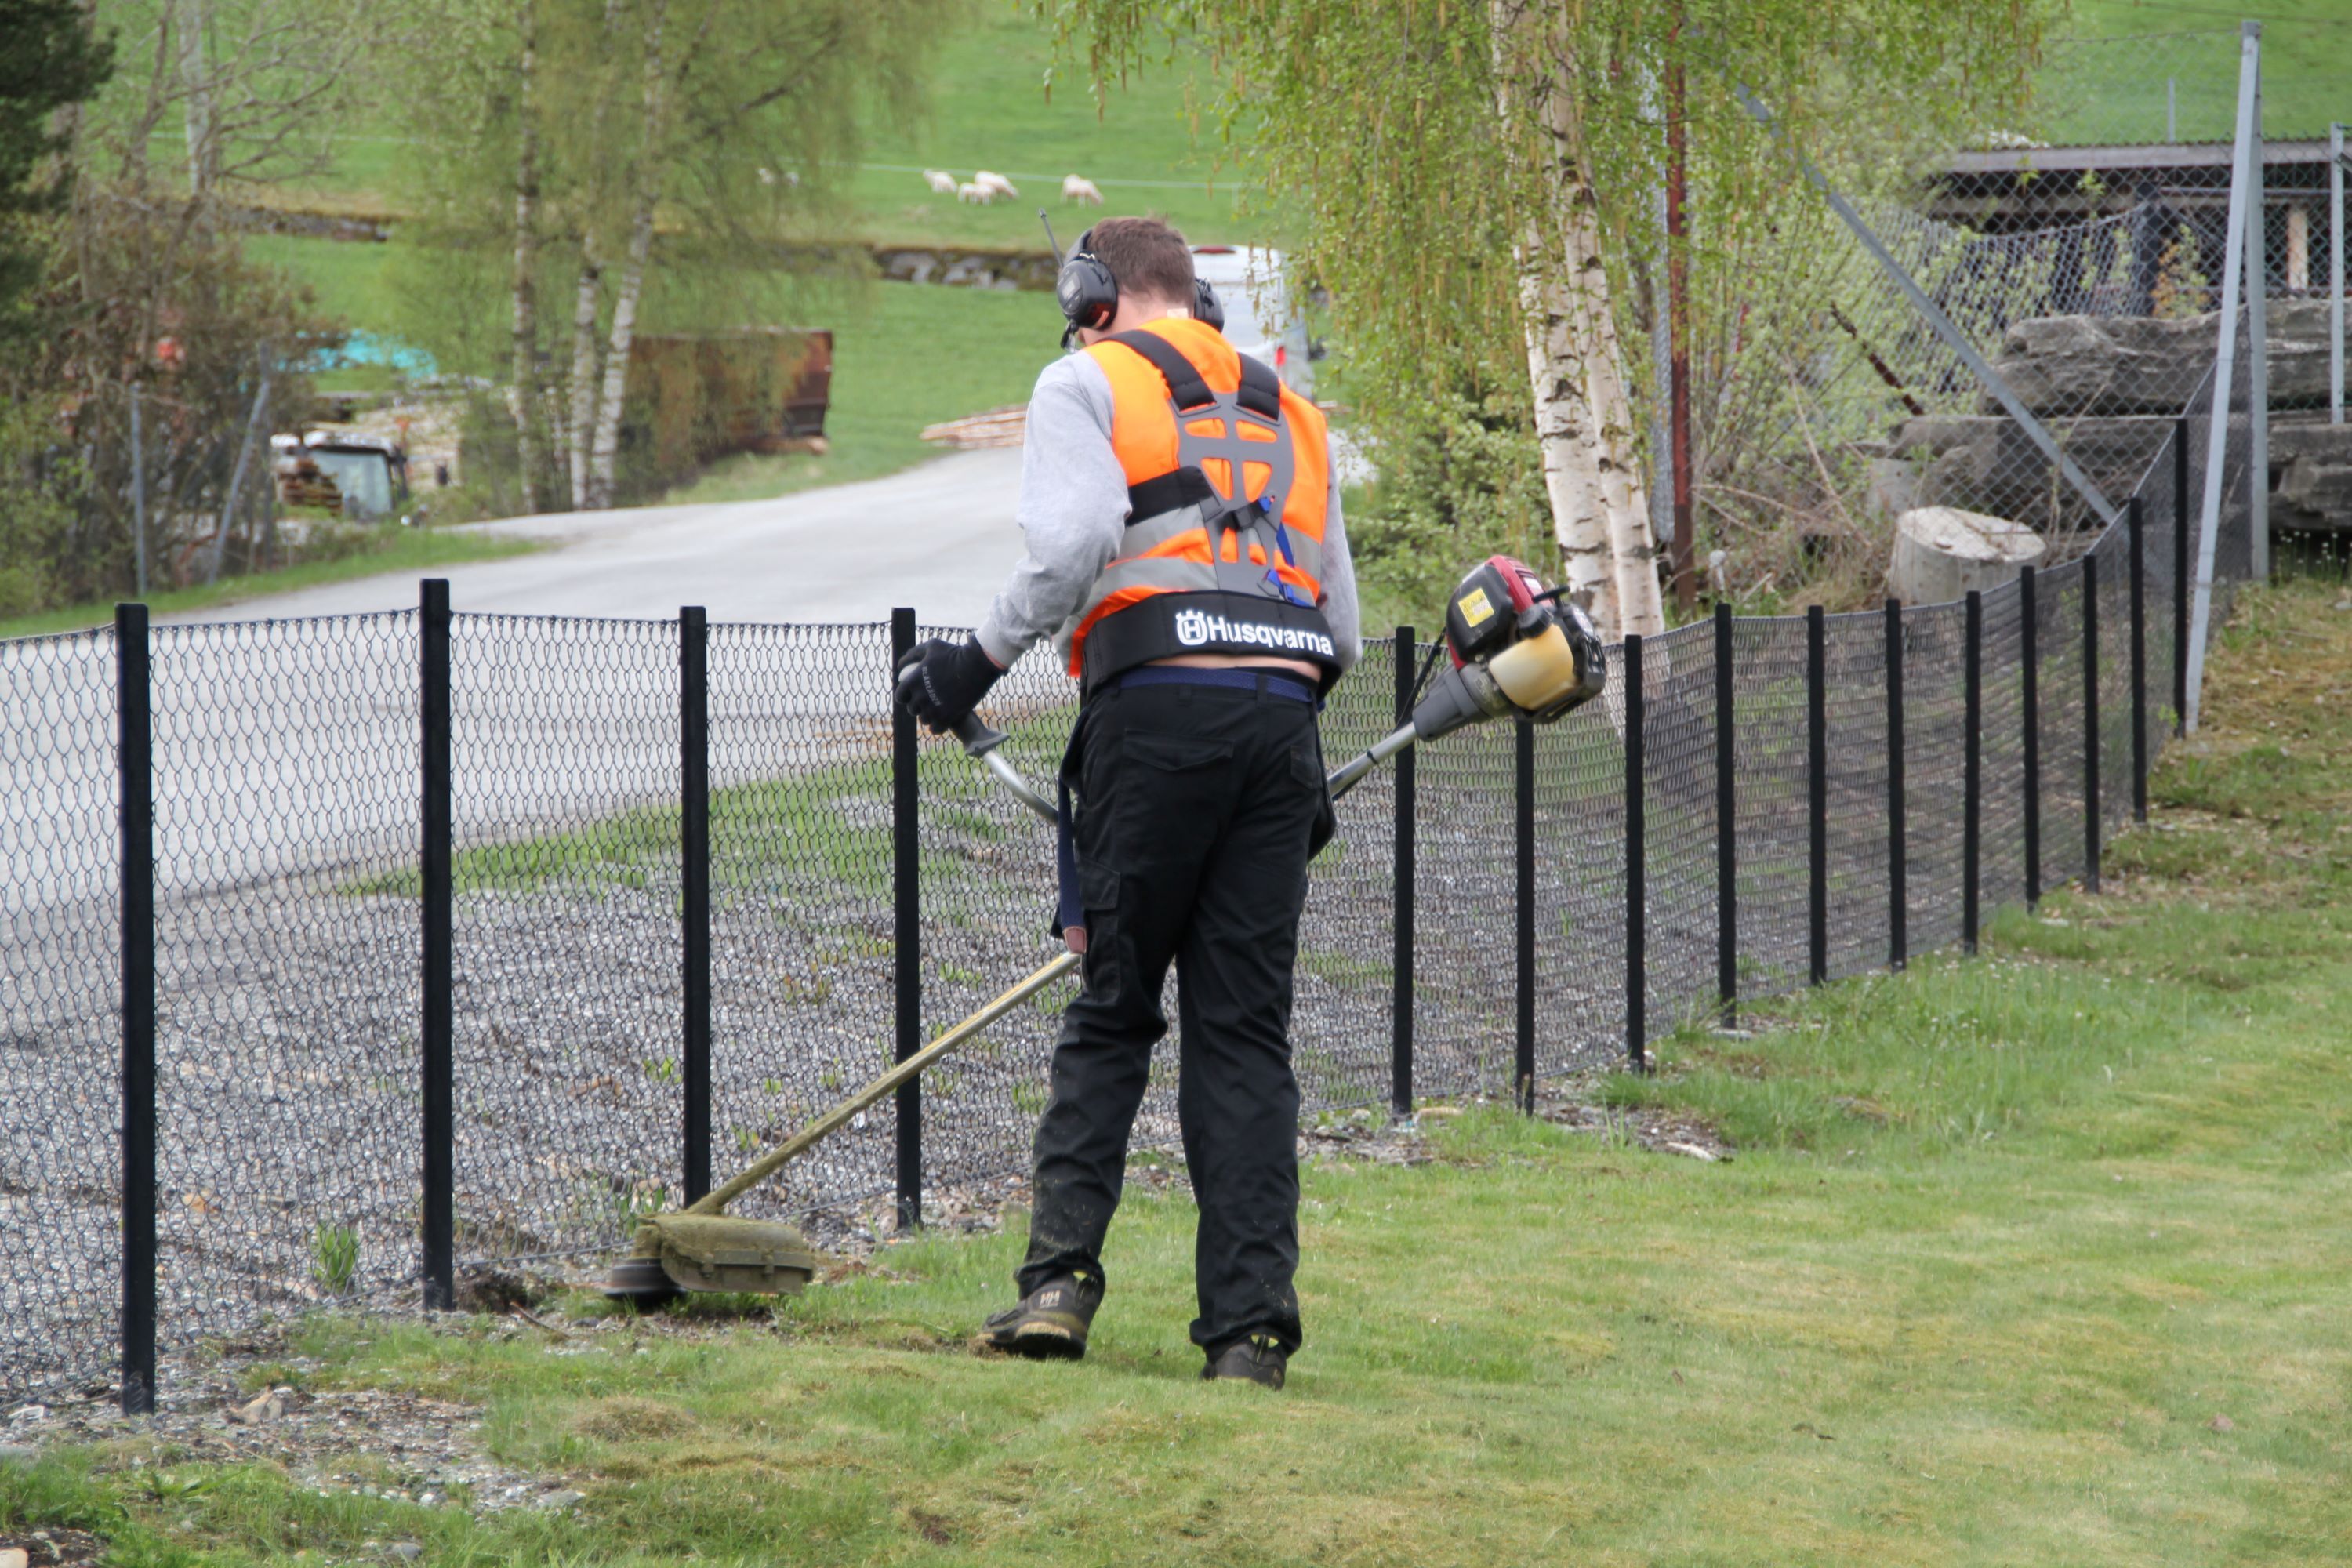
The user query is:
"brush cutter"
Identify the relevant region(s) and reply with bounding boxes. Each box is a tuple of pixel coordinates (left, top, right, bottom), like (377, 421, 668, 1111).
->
(604, 555, 1603, 1306)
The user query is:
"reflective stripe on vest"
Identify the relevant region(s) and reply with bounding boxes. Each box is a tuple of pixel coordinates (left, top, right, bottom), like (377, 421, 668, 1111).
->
(1064, 318, 1332, 677)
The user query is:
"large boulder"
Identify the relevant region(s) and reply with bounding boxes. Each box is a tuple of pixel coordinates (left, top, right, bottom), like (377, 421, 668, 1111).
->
(1888, 506, 2046, 605)
(1985, 299, 2339, 417)
(1889, 414, 2180, 525)
(2270, 416, 2352, 532)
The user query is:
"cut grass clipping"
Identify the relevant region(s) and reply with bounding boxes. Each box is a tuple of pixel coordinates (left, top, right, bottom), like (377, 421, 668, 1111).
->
(6, 577, 2347, 1564)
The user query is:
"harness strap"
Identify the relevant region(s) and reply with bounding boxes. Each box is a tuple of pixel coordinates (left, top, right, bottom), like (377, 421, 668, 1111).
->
(1105, 329, 1215, 411)
(1125, 466, 1217, 521)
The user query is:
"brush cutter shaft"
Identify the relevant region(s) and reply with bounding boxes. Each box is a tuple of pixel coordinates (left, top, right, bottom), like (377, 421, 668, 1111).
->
(1326, 720, 1419, 805)
(685, 950, 1081, 1216)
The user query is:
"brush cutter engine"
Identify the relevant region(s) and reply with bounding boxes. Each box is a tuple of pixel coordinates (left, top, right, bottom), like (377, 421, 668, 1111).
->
(1408, 555, 1607, 741)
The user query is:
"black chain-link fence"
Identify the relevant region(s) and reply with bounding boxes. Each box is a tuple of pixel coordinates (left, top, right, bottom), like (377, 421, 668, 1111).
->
(0, 326, 2259, 1414)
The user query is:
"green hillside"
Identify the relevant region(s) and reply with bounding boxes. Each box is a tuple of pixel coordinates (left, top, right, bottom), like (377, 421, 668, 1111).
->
(2046, 3, 2351, 143)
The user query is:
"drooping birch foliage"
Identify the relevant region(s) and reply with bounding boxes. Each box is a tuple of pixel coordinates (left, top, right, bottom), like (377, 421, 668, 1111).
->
(1044, 0, 2053, 634)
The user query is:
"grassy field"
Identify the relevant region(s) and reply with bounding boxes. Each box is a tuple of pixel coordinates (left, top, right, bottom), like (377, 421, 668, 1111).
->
(5, 574, 2344, 1563)
(0, 528, 546, 642)
(660, 285, 1058, 506)
(245, 8, 1261, 252)
(2055, 2, 2351, 142)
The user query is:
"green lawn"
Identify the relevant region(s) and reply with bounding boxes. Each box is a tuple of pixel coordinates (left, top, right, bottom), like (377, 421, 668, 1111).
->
(2049, 2, 2351, 143)
(659, 284, 1059, 506)
(0, 528, 545, 642)
(238, 7, 1261, 252)
(5, 575, 2345, 1563)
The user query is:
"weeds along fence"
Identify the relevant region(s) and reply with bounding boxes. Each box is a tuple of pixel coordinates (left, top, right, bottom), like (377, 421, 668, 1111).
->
(1, 349, 2258, 1412)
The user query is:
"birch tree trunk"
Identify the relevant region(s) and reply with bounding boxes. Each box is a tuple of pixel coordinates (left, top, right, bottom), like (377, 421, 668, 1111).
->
(564, 252, 601, 509)
(585, 0, 671, 510)
(1559, 169, 1665, 638)
(510, 0, 543, 514)
(564, 0, 627, 510)
(1490, 0, 1664, 641)
(175, 0, 216, 201)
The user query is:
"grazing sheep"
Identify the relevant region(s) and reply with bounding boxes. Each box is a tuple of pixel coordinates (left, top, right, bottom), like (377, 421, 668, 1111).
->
(974, 169, 1018, 198)
(1062, 174, 1104, 205)
(923, 169, 958, 195)
(957, 181, 993, 205)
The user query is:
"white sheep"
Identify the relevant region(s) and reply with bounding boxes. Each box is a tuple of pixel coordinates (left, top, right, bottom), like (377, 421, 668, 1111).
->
(923, 169, 958, 196)
(975, 169, 1018, 199)
(956, 181, 993, 205)
(1061, 174, 1104, 205)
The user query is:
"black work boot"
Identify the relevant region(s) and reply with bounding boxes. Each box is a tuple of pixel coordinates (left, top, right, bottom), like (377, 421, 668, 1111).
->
(980, 1273, 1102, 1360)
(1201, 1334, 1287, 1389)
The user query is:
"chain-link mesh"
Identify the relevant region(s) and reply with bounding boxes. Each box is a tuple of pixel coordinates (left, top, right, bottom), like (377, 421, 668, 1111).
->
(143, 613, 422, 1381)
(0, 630, 121, 1407)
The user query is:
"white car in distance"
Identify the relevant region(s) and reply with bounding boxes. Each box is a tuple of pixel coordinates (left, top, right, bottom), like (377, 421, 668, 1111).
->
(1189, 245, 1319, 398)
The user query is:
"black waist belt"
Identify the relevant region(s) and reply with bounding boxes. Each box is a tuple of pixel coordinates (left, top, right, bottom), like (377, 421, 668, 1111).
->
(1054, 665, 1319, 936)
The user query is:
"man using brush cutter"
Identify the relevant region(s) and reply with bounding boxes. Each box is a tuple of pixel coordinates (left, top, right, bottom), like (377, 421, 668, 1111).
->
(896, 216, 1359, 1389)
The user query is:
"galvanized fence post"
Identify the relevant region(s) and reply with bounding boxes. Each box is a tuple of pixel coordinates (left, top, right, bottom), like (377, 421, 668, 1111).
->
(1714, 604, 1736, 1026)
(891, 609, 922, 1230)
(2082, 557, 2102, 895)
(1515, 714, 1536, 1112)
(419, 579, 454, 1312)
(1624, 635, 1646, 1072)
(1963, 590, 1983, 953)
(116, 603, 155, 1414)
(2022, 566, 2042, 908)
(681, 607, 711, 1203)
(2129, 499, 2150, 825)
(1391, 628, 1416, 1120)
(1807, 606, 1827, 986)
(1885, 599, 1906, 971)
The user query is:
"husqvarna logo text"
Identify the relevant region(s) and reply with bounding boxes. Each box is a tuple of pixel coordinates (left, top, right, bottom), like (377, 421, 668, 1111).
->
(1172, 607, 1334, 658)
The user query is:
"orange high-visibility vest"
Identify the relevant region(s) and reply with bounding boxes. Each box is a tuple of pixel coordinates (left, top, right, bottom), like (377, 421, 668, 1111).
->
(1063, 317, 1338, 689)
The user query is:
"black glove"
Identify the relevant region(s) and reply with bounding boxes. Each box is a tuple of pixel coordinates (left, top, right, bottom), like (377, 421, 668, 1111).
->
(893, 637, 1003, 734)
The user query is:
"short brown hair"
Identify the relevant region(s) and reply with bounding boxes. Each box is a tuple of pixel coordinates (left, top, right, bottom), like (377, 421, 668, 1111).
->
(1086, 216, 1195, 308)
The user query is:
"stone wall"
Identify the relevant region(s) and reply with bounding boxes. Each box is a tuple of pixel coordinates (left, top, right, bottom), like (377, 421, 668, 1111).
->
(1883, 302, 2352, 532)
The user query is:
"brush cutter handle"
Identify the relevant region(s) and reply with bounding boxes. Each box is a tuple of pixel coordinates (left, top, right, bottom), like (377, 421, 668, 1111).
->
(686, 950, 1082, 1216)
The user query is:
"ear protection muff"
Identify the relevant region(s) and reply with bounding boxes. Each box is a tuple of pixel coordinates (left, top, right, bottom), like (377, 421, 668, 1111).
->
(1193, 276, 1225, 332)
(1057, 227, 1119, 350)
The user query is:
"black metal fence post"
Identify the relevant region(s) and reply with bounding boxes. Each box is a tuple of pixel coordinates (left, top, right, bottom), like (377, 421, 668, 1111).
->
(1714, 604, 1736, 1027)
(2082, 556, 2102, 895)
(1515, 714, 1536, 1112)
(115, 603, 155, 1414)
(1963, 590, 1983, 953)
(680, 607, 711, 1203)
(891, 609, 922, 1230)
(2129, 497, 2150, 824)
(1624, 634, 1646, 1072)
(1391, 627, 1416, 1120)
(419, 579, 454, 1312)
(1885, 599, 1906, 971)
(2173, 417, 2190, 735)
(2022, 566, 2042, 909)
(1806, 605, 1827, 986)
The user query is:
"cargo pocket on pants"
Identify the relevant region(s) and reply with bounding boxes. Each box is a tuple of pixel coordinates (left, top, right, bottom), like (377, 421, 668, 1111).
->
(1076, 859, 1122, 1006)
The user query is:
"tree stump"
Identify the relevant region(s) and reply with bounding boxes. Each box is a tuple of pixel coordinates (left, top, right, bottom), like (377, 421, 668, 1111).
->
(1886, 506, 2046, 606)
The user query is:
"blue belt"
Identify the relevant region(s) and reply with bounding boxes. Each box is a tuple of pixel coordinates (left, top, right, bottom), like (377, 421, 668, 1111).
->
(1111, 665, 1317, 703)
(1054, 666, 1318, 936)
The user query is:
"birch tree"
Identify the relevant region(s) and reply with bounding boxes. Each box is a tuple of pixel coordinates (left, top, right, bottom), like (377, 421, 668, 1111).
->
(510, 0, 544, 514)
(393, 0, 952, 512)
(1044, 0, 2053, 635)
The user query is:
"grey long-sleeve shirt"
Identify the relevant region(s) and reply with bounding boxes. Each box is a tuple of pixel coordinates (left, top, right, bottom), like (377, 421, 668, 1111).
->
(973, 351, 1360, 677)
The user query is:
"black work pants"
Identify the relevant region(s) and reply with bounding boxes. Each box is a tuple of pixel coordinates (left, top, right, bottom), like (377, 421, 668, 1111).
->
(1015, 676, 1330, 1355)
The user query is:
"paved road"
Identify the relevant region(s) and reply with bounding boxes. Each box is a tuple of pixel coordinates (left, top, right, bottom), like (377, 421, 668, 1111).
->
(172, 446, 1028, 626)
(3, 451, 1032, 925)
